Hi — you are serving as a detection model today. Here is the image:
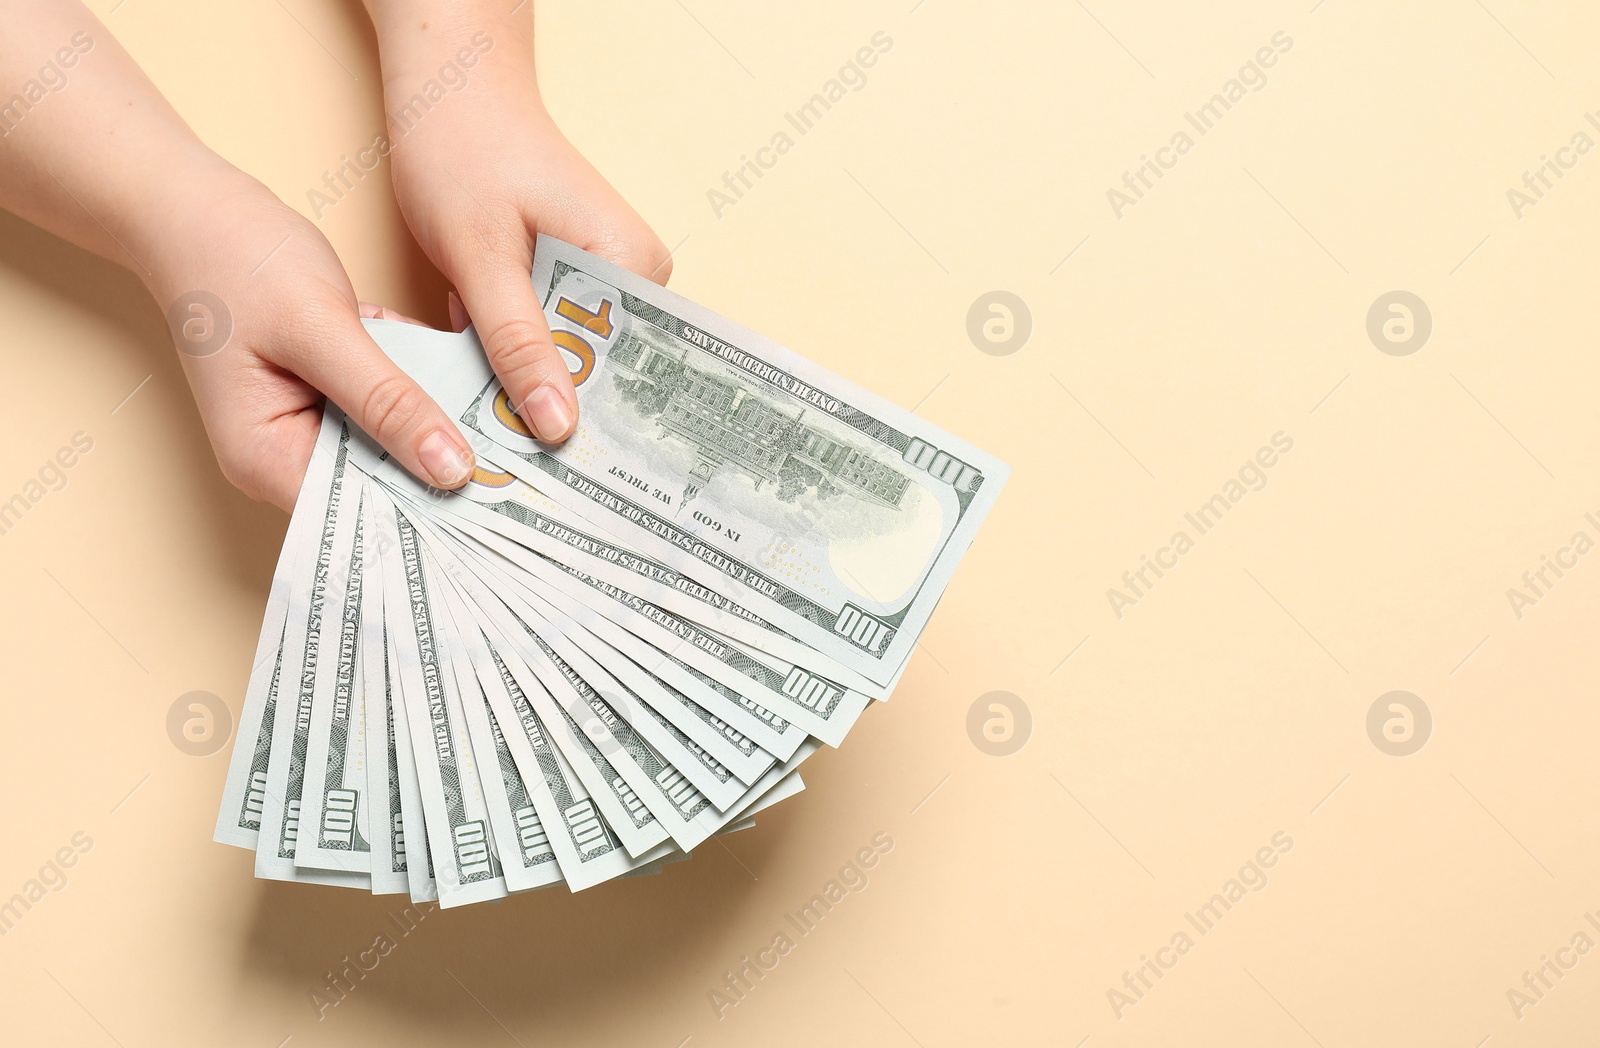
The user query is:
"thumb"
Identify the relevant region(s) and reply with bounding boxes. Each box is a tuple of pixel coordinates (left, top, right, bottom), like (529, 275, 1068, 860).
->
(286, 314, 476, 490)
(453, 252, 578, 443)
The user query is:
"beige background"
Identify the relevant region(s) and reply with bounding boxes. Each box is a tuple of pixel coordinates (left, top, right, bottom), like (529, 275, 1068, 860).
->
(3, 0, 1599, 1044)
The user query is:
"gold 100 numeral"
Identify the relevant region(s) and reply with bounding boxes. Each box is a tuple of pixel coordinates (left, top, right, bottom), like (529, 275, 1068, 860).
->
(551, 296, 614, 388)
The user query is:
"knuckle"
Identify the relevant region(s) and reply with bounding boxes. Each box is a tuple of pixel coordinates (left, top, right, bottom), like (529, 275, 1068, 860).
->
(456, 219, 528, 269)
(360, 374, 428, 444)
(599, 231, 671, 282)
(481, 317, 565, 391)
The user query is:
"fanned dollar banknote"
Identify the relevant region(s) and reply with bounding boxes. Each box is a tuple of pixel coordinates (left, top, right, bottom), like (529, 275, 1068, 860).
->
(214, 237, 1008, 906)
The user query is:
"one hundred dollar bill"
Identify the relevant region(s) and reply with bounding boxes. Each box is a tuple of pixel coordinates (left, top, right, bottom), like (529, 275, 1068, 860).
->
(374, 491, 507, 907)
(369, 446, 880, 697)
(426, 556, 563, 894)
(471, 631, 667, 891)
(363, 454, 837, 761)
(253, 420, 367, 889)
(383, 618, 436, 903)
(424, 549, 677, 890)
(382, 470, 809, 763)
(360, 582, 410, 895)
(404, 507, 759, 813)
(363, 237, 1008, 689)
(296, 494, 380, 875)
(433, 527, 817, 854)
(214, 412, 343, 849)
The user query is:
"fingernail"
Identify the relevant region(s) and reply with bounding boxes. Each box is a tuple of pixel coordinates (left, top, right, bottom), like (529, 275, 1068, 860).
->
(380, 306, 402, 322)
(521, 384, 575, 442)
(359, 302, 383, 319)
(418, 430, 474, 487)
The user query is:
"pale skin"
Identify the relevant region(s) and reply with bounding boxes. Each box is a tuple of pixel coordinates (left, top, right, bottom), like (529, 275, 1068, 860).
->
(0, 0, 670, 509)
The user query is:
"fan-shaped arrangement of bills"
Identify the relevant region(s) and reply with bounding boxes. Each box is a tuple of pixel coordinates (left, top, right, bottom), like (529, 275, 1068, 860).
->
(213, 237, 1009, 906)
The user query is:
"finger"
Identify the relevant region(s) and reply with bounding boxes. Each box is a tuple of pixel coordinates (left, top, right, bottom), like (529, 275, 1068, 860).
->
(254, 408, 321, 511)
(358, 301, 431, 328)
(453, 255, 578, 443)
(447, 290, 470, 333)
(584, 232, 674, 287)
(206, 404, 319, 512)
(280, 314, 476, 490)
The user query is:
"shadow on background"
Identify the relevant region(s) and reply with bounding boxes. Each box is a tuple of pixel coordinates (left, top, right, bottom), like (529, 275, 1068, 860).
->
(232, 809, 795, 1040)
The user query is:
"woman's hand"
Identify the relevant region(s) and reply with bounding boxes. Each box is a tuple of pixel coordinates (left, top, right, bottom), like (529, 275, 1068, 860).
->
(366, 1, 673, 443)
(145, 163, 477, 510)
(0, 1, 476, 511)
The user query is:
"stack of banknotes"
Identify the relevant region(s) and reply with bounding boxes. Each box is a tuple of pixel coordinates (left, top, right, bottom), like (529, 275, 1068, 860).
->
(211, 237, 1008, 907)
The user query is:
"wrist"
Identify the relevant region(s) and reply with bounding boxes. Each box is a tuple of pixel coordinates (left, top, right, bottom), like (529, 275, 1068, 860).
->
(364, 0, 536, 101)
(130, 149, 295, 306)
